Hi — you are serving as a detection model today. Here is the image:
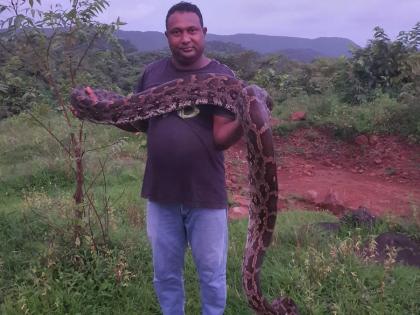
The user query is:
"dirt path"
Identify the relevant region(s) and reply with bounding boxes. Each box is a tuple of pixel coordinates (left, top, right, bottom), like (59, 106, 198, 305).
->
(225, 127, 420, 219)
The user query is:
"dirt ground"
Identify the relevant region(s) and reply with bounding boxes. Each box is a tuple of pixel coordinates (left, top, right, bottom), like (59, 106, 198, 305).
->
(225, 127, 420, 220)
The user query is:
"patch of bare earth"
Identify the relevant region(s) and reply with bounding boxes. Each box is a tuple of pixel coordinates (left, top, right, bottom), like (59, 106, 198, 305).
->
(225, 127, 420, 220)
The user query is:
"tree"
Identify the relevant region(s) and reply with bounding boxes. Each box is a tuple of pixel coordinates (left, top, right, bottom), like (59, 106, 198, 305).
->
(334, 24, 419, 104)
(0, 0, 124, 247)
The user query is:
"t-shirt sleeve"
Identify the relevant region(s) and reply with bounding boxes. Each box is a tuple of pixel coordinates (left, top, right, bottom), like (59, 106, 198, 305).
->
(213, 107, 235, 119)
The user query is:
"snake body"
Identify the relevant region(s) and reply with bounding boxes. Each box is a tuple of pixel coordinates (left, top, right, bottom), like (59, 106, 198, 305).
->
(70, 73, 299, 315)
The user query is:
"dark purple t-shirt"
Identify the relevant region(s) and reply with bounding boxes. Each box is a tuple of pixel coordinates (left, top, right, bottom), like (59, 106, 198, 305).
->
(137, 58, 235, 208)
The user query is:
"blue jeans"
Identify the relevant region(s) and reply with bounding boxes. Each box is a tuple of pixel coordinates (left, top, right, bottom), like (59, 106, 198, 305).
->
(146, 200, 228, 315)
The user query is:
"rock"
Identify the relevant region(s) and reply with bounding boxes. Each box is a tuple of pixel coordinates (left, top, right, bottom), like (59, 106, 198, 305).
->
(303, 170, 314, 176)
(317, 190, 346, 215)
(366, 232, 420, 268)
(374, 158, 382, 165)
(340, 207, 376, 229)
(323, 191, 341, 205)
(322, 159, 335, 167)
(234, 195, 250, 207)
(290, 111, 307, 121)
(270, 117, 281, 127)
(305, 190, 319, 203)
(355, 135, 369, 146)
(369, 135, 379, 145)
(229, 206, 248, 219)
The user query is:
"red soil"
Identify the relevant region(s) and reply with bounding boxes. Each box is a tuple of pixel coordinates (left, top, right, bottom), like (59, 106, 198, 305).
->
(225, 127, 420, 220)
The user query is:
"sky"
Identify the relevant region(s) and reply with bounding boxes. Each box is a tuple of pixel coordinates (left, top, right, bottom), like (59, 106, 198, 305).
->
(6, 0, 420, 46)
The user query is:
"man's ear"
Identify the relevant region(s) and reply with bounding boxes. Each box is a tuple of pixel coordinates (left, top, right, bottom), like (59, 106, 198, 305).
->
(202, 27, 207, 35)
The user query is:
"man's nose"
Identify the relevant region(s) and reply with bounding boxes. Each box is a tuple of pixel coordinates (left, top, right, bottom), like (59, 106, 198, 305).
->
(181, 32, 191, 43)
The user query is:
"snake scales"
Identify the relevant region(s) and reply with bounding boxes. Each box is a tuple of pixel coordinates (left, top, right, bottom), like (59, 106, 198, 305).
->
(70, 73, 299, 315)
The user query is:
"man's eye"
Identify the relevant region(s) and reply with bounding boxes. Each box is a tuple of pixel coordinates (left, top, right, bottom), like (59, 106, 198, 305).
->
(188, 28, 197, 34)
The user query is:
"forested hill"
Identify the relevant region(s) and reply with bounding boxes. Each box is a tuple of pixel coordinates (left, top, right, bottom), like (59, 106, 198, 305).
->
(116, 30, 358, 59)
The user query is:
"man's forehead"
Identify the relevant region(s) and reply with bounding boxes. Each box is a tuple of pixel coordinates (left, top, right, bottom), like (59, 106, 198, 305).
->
(167, 11, 202, 29)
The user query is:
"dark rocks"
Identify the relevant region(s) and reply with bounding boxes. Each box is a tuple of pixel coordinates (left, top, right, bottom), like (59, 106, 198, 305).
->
(365, 232, 420, 268)
(339, 206, 377, 229)
(314, 207, 376, 233)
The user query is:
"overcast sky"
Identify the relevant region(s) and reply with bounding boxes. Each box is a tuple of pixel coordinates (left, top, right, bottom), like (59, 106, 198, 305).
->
(8, 0, 420, 46)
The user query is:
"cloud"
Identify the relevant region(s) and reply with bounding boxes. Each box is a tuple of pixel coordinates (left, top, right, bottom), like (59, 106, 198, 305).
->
(3, 0, 418, 46)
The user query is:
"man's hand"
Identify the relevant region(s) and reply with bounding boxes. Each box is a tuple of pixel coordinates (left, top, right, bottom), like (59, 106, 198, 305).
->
(84, 86, 98, 104)
(70, 86, 97, 119)
(213, 115, 243, 150)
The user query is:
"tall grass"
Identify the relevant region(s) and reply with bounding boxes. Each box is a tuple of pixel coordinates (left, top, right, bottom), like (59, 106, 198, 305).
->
(1, 204, 419, 314)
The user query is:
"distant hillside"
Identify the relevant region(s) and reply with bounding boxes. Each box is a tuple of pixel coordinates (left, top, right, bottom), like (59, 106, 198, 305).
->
(116, 30, 166, 52)
(275, 48, 324, 63)
(116, 30, 358, 61)
(206, 34, 357, 57)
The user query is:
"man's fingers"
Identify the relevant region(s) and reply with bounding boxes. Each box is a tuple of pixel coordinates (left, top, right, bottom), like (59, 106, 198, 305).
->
(85, 86, 98, 104)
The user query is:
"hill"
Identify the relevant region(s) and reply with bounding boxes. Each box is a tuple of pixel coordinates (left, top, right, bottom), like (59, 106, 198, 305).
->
(116, 30, 358, 61)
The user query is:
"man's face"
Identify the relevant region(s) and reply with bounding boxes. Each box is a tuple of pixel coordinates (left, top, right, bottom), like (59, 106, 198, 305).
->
(165, 11, 207, 65)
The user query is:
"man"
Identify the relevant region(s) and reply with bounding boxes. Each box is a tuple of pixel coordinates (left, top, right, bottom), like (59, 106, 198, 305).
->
(118, 2, 242, 315)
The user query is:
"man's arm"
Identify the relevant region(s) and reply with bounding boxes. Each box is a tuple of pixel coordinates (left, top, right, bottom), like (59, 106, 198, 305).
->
(213, 114, 243, 150)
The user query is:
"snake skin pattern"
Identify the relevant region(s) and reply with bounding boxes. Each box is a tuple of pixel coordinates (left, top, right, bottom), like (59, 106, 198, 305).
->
(70, 73, 299, 315)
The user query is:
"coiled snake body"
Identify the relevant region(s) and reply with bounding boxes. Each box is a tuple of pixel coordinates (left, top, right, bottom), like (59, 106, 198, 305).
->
(70, 73, 299, 315)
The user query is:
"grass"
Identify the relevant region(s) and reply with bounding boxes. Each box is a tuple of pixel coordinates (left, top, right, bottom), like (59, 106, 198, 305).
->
(1, 109, 419, 314)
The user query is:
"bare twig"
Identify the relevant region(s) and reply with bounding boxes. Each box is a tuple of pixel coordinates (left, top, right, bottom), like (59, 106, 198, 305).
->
(46, 28, 58, 69)
(98, 158, 110, 234)
(85, 189, 107, 245)
(85, 139, 126, 153)
(74, 30, 99, 75)
(86, 192, 98, 251)
(28, 112, 72, 156)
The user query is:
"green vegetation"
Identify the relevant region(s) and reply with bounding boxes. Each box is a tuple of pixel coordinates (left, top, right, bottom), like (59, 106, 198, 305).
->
(210, 25, 420, 141)
(2, 10, 419, 141)
(1, 110, 420, 314)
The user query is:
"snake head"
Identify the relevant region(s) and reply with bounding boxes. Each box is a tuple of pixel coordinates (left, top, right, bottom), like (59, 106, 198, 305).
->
(70, 86, 98, 106)
(70, 86, 101, 121)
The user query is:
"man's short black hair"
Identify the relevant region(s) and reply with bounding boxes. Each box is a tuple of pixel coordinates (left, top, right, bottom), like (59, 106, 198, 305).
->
(165, 2, 203, 29)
